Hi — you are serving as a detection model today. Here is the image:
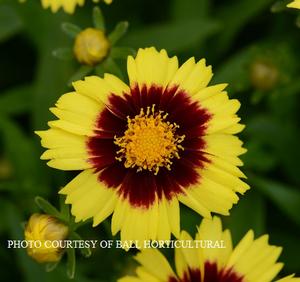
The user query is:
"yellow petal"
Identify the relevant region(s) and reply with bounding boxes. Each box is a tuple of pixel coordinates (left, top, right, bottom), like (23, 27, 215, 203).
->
(59, 169, 117, 224)
(135, 249, 176, 281)
(287, 0, 300, 9)
(127, 47, 178, 89)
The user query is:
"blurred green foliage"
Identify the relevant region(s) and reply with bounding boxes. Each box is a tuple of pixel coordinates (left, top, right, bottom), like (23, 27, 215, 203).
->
(0, 0, 300, 281)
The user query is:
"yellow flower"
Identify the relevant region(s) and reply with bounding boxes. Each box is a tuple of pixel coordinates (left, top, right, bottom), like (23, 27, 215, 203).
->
(119, 217, 300, 282)
(24, 214, 69, 263)
(36, 47, 249, 245)
(73, 28, 110, 66)
(287, 0, 300, 9)
(41, 0, 112, 14)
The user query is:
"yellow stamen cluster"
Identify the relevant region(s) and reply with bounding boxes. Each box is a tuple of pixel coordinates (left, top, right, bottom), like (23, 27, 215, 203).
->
(114, 105, 185, 175)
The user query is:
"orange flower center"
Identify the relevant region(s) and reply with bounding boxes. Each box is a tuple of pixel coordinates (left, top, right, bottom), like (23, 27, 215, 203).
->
(114, 105, 185, 175)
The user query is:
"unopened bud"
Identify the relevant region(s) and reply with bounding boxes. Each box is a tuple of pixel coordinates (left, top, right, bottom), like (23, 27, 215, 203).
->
(250, 60, 279, 91)
(74, 28, 110, 66)
(24, 214, 69, 263)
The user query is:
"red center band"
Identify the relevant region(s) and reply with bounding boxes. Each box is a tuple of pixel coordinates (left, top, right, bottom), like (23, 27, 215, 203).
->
(87, 84, 212, 208)
(168, 262, 244, 282)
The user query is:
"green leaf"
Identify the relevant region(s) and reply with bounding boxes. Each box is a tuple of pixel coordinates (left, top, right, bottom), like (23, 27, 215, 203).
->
(296, 14, 300, 28)
(171, 0, 210, 20)
(223, 190, 266, 244)
(59, 195, 70, 222)
(249, 174, 300, 227)
(67, 248, 76, 279)
(103, 57, 124, 79)
(213, 45, 258, 94)
(61, 22, 82, 39)
(70, 232, 92, 258)
(108, 21, 129, 46)
(271, 230, 300, 272)
(35, 196, 61, 218)
(242, 140, 278, 172)
(33, 15, 76, 129)
(0, 117, 47, 195)
(68, 65, 93, 86)
(52, 48, 73, 61)
(121, 19, 219, 53)
(271, 0, 290, 12)
(0, 84, 32, 115)
(0, 4, 23, 42)
(45, 262, 59, 272)
(180, 206, 201, 236)
(93, 7, 105, 31)
(215, 0, 274, 54)
(110, 47, 136, 59)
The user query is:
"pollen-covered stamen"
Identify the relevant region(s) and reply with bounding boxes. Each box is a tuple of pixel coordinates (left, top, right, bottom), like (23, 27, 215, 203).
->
(114, 105, 185, 175)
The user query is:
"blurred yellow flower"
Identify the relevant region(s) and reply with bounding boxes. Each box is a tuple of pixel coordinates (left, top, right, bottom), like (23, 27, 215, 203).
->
(40, 0, 112, 14)
(24, 214, 69, 263)
(287, 0, 300, 9)
(119, 217, 300, 282)
(74, 28, 110, 66)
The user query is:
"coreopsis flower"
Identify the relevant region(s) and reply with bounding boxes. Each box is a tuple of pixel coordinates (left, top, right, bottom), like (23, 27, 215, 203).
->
(41, 0, 112, 14)
(36, 47, 249, 244)
(73, 28, 110, 66)
(24, 214, 69, 263)
(287, 0, 300, 9)
(119, 217, 300, 282)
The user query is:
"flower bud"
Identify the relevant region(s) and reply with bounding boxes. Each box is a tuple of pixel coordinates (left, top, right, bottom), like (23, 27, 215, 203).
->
(24, 214, 69, 263)
(250, 59, 279, 91)
(0, 158, 13, 180)
(73, 28, 110, 66)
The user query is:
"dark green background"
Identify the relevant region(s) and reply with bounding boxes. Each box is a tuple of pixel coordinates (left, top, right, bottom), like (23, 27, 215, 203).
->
(0, 0, 300, 281)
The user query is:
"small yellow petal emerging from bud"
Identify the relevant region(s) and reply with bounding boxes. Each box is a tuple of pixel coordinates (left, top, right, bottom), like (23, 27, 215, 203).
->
(24, 214, 69, 263)
(287, 0, 300, 9)
(73, 28, 110, 66)
(92, 0, 113, 4)
(250, 60, 279, 91)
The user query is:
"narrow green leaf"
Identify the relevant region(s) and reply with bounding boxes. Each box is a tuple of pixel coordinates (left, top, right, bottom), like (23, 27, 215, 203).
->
(59, 195, 70, 222)
(171, 0, 210, 20)
(0, 85, 32, 115)
(213, 45, 258, 94)
(108, 21, 129, 46)
(0, 117, 47, 195)
(52, 48, 73, 61)
(61, 22, 82, 39)
(68, 65, 93, 86)
(0, 4, 23, 42)
(296, 15, 300, 28)
(4, 202, 50, 282)
(223, 190, 266, 244)
(249, 174, 300, 227)
(103, 57, 124, 79)
(71, 232, 92, 258)
(94, 64, 105, 77)
(121, 19, 219, 53)
(67, 248, 76, 279)
(45, 261, 59, 272)
(110, 47, 136, 59)
(271, 0, 290, 12)
(215, 0, 274, 54)
(93, 7, 105, 31)
(35, 196, 61, 218)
